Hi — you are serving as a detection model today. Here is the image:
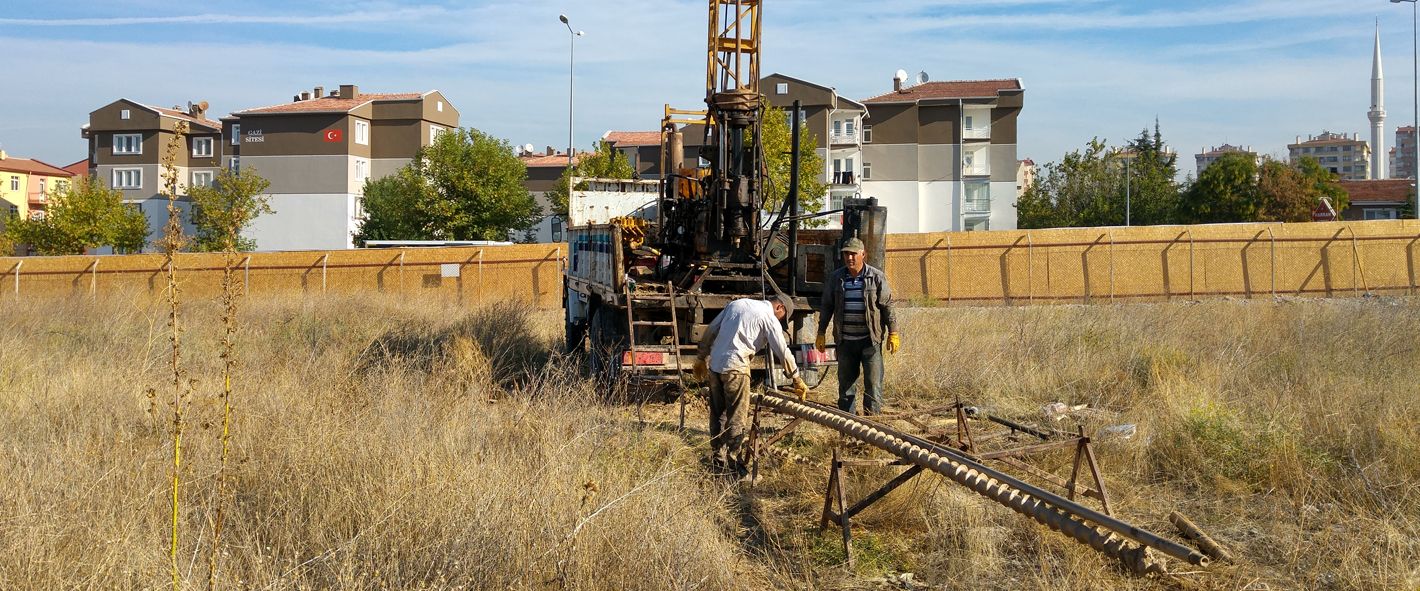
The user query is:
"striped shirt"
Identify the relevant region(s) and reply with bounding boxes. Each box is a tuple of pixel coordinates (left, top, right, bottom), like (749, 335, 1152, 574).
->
(841, 274, 869, 341)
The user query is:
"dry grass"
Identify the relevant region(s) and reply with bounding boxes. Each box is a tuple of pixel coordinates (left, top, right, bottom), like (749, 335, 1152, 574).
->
(1, 293, 1417, 590)
(0, 294, 762, 590)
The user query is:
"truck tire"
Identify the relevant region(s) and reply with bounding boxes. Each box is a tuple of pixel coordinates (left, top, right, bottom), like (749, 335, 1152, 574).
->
(586, 306, 627, 380)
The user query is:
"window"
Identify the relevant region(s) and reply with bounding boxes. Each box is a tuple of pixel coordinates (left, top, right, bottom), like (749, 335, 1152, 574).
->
(192, 137, 213, 158)
(964, 115, 974, 131)
(54, 179, 67, 193)
(9, 176, 17, 191)
(120, 109, 131, 120)
(1365, 208, 1399, 220)
(830, 193, 844, 211)
(832, 120, 842, 136)
(776, 83, 788, 94)
(38, 179, 46, 194)
(437, 100, 444, 112)
(229, 156, 240, 172)
(231, 124, 241, 145)
(964, 180, 991, 213)
(784, 109, 806, 127)
(862, 163, 871, 180)
(355, 120, 369, 145)
(191, 171, 214, 188)
(845, 120, 855, 136)
(114, 133, 142, 155)
(430, 125, 444, 144)
(1343, 145, 1352, 152)
(863, 125, 872, 143)
(354, 158, 369, 184)
(551, 216, 564, 242)
(112, 168, 142, 189)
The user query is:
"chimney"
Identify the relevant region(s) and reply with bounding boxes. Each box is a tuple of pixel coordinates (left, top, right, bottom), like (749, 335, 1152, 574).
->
(338, 84, 358, 99)
(893, 77, 902, 92)
(314, 86, 324, 99)
(301, 91, 312, 101)
(293, 95, 301, 102)
(547, 145, 555, 156)
(0, 149, 7, 160)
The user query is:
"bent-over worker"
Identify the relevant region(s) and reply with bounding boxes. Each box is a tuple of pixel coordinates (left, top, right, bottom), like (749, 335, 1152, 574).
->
(816, 237, 899, 415)
(693, 295, 809, 475)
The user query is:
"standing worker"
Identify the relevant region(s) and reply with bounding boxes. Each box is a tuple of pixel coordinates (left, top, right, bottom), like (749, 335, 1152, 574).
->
(693, 295, 810, 476)
(815, 237, 899, 415)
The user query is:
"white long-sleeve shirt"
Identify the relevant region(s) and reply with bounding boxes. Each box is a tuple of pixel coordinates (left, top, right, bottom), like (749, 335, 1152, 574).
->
(699, 298, 799, 376)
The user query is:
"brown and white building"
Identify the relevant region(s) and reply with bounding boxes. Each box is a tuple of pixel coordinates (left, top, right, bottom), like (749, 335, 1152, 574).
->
(762, 73, 870, 225)
(1391, 126, 1416, 180)
(1195, 144, 1258, 175)
(227, 84, 459, 250)
(83, 99, 224, 242)
(859, 76, 1024, 232)
(519, 148, 587, 242)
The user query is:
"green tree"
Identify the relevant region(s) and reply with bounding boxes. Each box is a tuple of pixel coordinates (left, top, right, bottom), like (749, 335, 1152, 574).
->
(761, 107, 827, 226)
(4, 176, 148, 254)
(354, 127, 541, 244)
(1120, 122, 1182, 225)
(1017, 138, 1117, 228)
(1179, 152, 1259, 223)
(547, 141, 636, 219)
(187, 168, 273, 252)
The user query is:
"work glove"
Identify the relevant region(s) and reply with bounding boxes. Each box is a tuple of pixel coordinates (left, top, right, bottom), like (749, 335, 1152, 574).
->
(886, 332, 901, 354)
(789, 376, 810, 401)
(692, 357, 709, 381)
(814, 332, 827, 352)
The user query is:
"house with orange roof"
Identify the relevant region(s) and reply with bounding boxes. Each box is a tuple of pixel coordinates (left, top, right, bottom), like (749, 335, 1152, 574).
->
(0, 150, 76, 221)
(1337, 179, 1413, 220)
(226, 84, 459, 250)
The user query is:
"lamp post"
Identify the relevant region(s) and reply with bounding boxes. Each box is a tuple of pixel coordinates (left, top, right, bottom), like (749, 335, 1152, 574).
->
(559, 14, 584, 218)
(1125, 158, 1131, 226)
(1394, 0, 1418, 218)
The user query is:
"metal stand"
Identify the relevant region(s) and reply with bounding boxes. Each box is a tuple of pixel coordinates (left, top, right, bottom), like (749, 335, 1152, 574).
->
(818, 448, 924, 568)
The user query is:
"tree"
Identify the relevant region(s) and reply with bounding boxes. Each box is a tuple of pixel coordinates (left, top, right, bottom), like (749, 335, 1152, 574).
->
(354, 128, 541, 244)
(1017, 138, 1118, 228)
(760, 107, 827, 226)
(4, 176, 148, 254)
(547, 141, 636, 219)
(1179, 151, 1259, 223)
(187, 168, 273, 252)
(1121, 122, 1182, 225)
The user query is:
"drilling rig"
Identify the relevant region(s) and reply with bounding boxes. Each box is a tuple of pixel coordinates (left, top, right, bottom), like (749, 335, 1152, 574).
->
(563, 0, 887, 385)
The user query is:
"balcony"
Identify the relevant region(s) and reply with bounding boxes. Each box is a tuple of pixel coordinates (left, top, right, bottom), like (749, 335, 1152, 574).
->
(830, 133, 859, 146)
(832, 171, 856, 186)
(963, 198, 991, 213)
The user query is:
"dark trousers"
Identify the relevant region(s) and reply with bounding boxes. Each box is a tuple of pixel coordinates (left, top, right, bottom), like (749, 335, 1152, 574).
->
(836, 337, 883, 414)
(709, 370, 751, 469)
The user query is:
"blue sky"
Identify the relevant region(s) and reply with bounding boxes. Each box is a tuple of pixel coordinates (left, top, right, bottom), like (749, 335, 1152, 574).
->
(1, 0, 1415, 176)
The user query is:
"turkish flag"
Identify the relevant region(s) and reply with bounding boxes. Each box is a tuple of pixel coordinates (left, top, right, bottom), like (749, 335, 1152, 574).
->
(324, 129, 343, 142)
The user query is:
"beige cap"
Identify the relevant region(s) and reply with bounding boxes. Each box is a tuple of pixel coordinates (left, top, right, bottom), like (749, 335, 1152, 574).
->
(840, 237, 866, 253)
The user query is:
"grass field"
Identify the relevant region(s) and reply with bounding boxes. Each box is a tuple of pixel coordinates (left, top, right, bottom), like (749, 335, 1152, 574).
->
(0, 293, 1416, 590)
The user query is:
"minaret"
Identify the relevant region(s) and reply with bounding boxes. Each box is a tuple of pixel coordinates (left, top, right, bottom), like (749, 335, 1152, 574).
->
(1370, 21, 1387, 179)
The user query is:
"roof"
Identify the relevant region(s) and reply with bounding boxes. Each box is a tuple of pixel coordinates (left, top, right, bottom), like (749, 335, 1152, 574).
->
(1399, 126, 1416, 133)
(1199, 144, 1254, 157)
(602, 131, 662, 147)
(1338, 179, 1412, 203)
(0, 157, 75, 177)
(62, 159, 88, 176)
(863, 79, 1022, 104)
(763, 73, 869, 110)
(236, 92, 423, 115)
(148, 104, 222, 131)
(521, 153, 588, 168)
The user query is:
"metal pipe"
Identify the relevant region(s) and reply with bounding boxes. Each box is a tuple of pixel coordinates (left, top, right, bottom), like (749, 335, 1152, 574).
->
(753, 392, 1208, 572)
(788, 99, 801, 296)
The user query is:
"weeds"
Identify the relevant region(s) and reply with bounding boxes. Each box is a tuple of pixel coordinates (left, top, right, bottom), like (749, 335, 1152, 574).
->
(158, 121, 190, 591)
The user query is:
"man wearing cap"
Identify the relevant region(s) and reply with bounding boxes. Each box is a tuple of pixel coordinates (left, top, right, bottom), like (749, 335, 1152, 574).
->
(693, 295, 810, 476)
(816, 237, 899, 415)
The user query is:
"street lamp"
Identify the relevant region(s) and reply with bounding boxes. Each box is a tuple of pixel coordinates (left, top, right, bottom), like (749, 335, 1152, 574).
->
(559, 14, 584, 216)
(1394, 0, 1418, 218)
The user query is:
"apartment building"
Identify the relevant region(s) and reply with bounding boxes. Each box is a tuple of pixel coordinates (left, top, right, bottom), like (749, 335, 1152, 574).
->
(0, 150, 74, 220)
(83, 99, 223, 241)
(227, 85, 459, 250)
(761, 74, 870, 224)
(859, 76, 1024, 233)
(1195, 144, 1257, 175)
(519, 147, 585, 243)
(601, 128, 707, 181)
(1288, 131, 1371, 181)
(1392, 126, 1416, 180)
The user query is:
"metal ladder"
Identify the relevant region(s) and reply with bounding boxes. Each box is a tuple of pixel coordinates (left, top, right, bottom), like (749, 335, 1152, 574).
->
(621, 281, 686, 380)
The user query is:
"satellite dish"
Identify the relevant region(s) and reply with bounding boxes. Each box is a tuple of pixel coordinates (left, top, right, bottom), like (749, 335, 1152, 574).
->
(917, 71, 929, 84)
(894, 69, 909, 82)
(522, 143, 535, 155)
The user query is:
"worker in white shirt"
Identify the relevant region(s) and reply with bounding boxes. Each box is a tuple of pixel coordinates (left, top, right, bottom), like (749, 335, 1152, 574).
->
(693, 294, 810, 475)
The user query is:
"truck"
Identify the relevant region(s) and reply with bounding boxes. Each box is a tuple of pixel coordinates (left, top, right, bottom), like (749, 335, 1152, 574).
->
(562, 0, 886, 391)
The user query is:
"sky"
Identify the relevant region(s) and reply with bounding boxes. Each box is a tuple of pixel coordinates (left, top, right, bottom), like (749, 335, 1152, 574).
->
(1, 0, 1417, 176)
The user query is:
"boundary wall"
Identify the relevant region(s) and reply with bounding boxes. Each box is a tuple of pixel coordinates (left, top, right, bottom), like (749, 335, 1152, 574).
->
(4, 220, 1419, 308)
